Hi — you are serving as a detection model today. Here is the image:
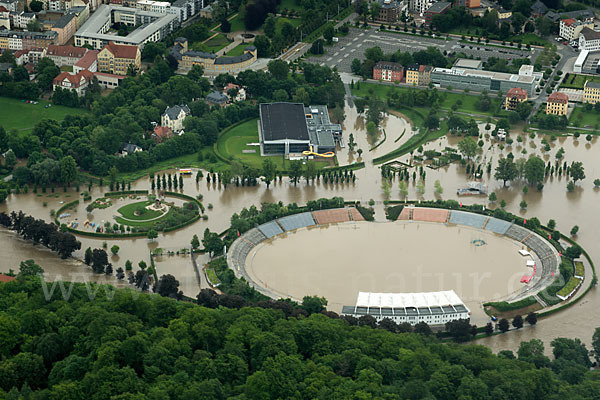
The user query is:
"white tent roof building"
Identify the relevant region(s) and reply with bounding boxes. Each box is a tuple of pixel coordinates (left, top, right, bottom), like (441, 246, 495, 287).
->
(341, 290, 470, 326)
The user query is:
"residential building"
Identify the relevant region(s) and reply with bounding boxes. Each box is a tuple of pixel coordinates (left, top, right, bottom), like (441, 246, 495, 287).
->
(170, 38, 257, 74)
(405, 64, 419, 85)
(0, 274, 16, 283)
(52, 69, 93, 95)
(530, 0, 547, 18)
(119, 143, 142, 156)
(136, 0, 170, 13)
(152, 126, 173, 143)
(97, 41, 141, 75)
(0, 6, 9, 30)
(199, 4, 212, 18)
(457, 0, 480, 8)
(424, 1, 451, 25)
(258, 103, 340, 156)
(0, 0, 19, 12)
(0, 30, 57, 51)
(73, 49, 97, 73)
(409, 0, 430, 14)
(14, 48, 46, 65)
(583, 80, 600, 104)
(161, 104, 190, 132)
(224, 82, 246, 102)
(74, 5, 177, 50)
(47, 44, 87, 66)
(546, 92, 569, 115)
(546, 9, 594, 24)
(559, 18, 594, 41)
(373, 61, 403, 82)
(206, 90, 229, 106)
(504, 87, 528, 110)
(341, 291, 470, 325)
(488, 6, 511, 20)
(10, 11, 36, 29)
(419, 64, 432, 85)
(579, 27, 600, 51)
(376, 0, 401, 24)
(431, 66, 536, 95)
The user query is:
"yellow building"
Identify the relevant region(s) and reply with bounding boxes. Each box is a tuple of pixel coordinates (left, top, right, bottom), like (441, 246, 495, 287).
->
(504, 87, 528, 110)
(173, 37, 257, 74)
(97, 41, 141, 75)
(546, 92, 569, 115)
(583, 80, 600, 104)
(405, 64, 419, 85)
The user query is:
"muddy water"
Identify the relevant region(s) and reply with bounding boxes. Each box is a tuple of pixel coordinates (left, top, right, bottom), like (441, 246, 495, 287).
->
(247, 221, 528, 325)
(0, 103, 599, 354)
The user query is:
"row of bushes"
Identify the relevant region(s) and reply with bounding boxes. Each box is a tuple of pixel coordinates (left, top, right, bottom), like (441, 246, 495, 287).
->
(356, 205, 374, 221)
(386, 205, 404, 221)
(484, 296, 537, 312)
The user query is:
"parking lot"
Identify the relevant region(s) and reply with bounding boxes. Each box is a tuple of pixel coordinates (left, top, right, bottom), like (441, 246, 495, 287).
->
(305, 28, 541, 73)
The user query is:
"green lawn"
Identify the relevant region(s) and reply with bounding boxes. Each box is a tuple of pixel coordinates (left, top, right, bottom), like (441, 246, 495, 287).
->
(278, 0, 304, 12)
(557, 277, 582, 298)
(215, 119, 330, 171)
(570, 106, 600, 128)
(228, 13, 245, 32)
(192, 33, 230, 53)
(225, 43, 250, 56)
(560, 73, 600, 90)
(351, 83, 501, 116)
(115, 206, 175, 227)
(575, 261, 584, 277)
(206, 268, 221, 285)
(0, 96, 89, 132)
(117, 200, 165, 221)
(276, 17, 302, 34)
(511, 33, 550, 47)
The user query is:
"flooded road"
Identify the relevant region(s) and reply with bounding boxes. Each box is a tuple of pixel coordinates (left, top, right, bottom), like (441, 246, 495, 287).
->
(1, 100, 600, 354)
(248, 221, 528, 325)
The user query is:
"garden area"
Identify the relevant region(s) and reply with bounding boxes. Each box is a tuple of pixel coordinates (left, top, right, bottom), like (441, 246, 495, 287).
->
(117, 200, 166, 221)
(559, 73, 600, 90)
(225, 43, 251, 56)
(0, 96, 88, 132)
(191, 33, 231, 53)
(569, 105, 600, 128)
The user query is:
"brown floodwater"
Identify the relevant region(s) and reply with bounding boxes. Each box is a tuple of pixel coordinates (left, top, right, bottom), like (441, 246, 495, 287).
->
(247, 221, 528, 325)
(1, 101, 599, 354)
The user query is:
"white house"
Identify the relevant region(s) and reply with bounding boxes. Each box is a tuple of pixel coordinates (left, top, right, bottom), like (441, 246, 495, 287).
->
(161, 104, 190, 132)
(52, 70, 94, 96)
(559, 18, 594, 41)
(579, 27, 600, 51)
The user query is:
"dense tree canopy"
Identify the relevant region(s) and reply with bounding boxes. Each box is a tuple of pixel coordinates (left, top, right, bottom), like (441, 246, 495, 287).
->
(0, 275, 599, 399)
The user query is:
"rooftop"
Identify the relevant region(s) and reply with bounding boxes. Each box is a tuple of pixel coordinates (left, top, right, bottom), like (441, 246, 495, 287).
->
(530, 0, 547, 14)
(454, 58, 483, 69)
(585, 80, 600, 89)
(206, 90, 229, 103)
(47, 44, 87, 58)
(74, 49, 98, 69)
(260, 103, 309, 142)
(426, 1, 450, 13)
(374, 60, 403, 71)
(432, 66, 535, 84)
(507, 87, 528, 97)
(102, 41, 139, 59)
(53, 12, 75, 29)
(354, 290, 468, 310)
(548, 92, 569, 103)
(581, 27, 600, 41)
(0, 274, 15, 283)
(547, 9, 594, 22)
(162, 104, 190, 119)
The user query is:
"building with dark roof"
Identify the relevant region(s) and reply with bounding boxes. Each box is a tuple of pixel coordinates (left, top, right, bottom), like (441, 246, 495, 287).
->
(120, 143, 142, 156)
(161, 104, 190, 131)
(579, 27, 600, 51)
(171, 37, 257, 74)
(424, 1, 451, 25)
(546, 9, 594, 24)
(373, 61, 403, 82)
(530, 0, 547, 17)
(259, 103, 341, 156)
(206, 90, 229, 106)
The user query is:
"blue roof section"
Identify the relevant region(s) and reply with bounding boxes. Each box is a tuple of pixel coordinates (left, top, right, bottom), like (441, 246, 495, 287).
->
(485, 218, 511, 235)
(258, 221, 283, 238)
(278, 212, 316, 231)
(449, 211, 487, 229)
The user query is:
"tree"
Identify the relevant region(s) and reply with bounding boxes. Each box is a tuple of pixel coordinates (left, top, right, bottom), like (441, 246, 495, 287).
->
(289, 161, 302, 186)
(84, 247, 92, 265)
(351, 58, 362, 74)
(526, 312, 537, 325)
(499, 318, 509, 332)
(4, 150, 16, 170)
(301, 296, 327, 314)
(570, 225, 579, 236)
(29, 0, 43, 11)
(569, 161, 585, 183)
(458, 137, 478, 161)
(191, 234, 200, 249)
(18, 259, 44, 277)
(220, 18, 231, 33)
(27, 19, 41, 32)
(59, 156, 78, 186)
(267, 60, 289, 80)
(303, 162, 317, 184)
(485, 322, 494, 335)
(261, 158, 276, 188)
(323, 25, 335, 43)
(414, 321, 432, 336)
(202, 228, 223, 257)
(135, 269, 150, 291)
(263, 14, 276, 37)
(512, 315, 523, 329)
(593, 327, 600, 364)
(147, 229, 158, 241)
(494, 158, 518, 186)
(91, 249, 108, 274)
(156, 274, 180, 298)
(520, 200, 528, 209)
(445, 319, 471, 342)
(488, 192, 497, 202)
(524, 156, 545, 185)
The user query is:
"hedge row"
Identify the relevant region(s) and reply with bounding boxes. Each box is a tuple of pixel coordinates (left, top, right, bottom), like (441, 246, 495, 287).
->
(483, 296, 537, 312)
(105, 190, 149, 197)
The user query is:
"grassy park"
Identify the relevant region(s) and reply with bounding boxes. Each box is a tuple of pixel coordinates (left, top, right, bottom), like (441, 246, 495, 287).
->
(569, 106, 600, 128)
(225, 43, 251, 56)
(0, 97, 88, 132)
(279, 0, 304, 12)
(560, 73, 600, 90)
(228, 13, 245, 32)
(117, 201, 165, 221)
(192, 33, 230, 53)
